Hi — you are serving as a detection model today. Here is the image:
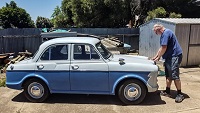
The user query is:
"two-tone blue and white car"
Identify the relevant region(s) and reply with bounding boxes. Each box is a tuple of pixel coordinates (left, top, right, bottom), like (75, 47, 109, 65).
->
(6, 37, 158, 105)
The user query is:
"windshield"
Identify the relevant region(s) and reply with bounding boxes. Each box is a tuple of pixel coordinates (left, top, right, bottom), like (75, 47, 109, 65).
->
(96, 42, 112, 59)
(32, 50, 39, 59)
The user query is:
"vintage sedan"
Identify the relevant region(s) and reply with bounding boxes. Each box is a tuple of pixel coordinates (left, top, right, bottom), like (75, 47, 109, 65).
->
(6, 37, 158, 105)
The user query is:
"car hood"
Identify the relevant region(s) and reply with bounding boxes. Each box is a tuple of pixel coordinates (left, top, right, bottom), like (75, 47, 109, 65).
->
(110, 54, 154, 65)
(16, 58, 34, 64)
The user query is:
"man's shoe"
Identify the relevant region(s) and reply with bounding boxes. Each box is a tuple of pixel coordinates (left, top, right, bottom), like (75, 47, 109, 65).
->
(175, 94, 184, 103)
(160, 91, 171, 97)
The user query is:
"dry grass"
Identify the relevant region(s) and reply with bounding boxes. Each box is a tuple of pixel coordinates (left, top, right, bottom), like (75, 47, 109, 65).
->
(0, 73, 6, 87)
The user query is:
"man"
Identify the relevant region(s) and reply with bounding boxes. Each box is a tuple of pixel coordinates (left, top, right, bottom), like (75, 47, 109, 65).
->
(152, 24, 184, 103)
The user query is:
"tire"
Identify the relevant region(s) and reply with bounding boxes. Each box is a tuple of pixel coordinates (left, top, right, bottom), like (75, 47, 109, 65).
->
(118, 79, 147, 105)
(23, 78, 50, 102)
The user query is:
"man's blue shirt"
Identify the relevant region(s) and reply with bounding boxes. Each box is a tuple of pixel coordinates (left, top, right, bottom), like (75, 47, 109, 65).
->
(160, 29, 182, 59)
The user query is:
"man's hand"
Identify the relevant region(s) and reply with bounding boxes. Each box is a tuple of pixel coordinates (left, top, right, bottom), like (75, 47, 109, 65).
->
(151, 55, 158, 60)
(151, 55, 160, 62)
(153, 56, 160, 62)
(152, 45, 166, 62)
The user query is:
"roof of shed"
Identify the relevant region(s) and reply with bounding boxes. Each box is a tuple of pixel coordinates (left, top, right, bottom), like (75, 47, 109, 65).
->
(139, 18, 200, 27)
(154, 18, 200, 24)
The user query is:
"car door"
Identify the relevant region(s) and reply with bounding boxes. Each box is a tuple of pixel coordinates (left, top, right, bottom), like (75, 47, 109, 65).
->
(35, 44, 70, 92)
(70, 44, 109, 93)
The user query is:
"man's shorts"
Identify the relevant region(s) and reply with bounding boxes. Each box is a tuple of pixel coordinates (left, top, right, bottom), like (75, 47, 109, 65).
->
(164, 54, 182, 80)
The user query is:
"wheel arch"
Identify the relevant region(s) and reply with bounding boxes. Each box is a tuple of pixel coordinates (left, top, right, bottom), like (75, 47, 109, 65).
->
(113, 77, 147, 95)
(21, 75, 50, 91)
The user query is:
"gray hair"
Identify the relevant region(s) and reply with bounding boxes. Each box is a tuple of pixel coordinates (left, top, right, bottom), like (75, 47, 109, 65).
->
(153, 24, 165, 31)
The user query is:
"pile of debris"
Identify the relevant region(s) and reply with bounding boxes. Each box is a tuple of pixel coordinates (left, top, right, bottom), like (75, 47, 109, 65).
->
(101, 37, 131, 54)
(0, 53, 14, 64)
(1, 50, 32, 73)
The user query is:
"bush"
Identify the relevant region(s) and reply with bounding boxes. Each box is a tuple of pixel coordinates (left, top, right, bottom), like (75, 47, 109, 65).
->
(145, 7, 167, 22)
(145, 7, 181, 22)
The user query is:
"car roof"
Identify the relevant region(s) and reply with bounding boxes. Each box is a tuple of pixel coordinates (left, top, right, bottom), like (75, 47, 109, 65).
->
(41, 37, 100, 47)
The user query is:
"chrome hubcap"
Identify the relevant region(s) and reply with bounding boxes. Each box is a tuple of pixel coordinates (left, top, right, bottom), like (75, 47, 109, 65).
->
(124, 83, 141, 101)
(28, 82, 44, 99)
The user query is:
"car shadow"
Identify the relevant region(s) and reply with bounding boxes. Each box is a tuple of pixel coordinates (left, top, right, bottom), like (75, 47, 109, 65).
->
(11, 90, 176, 106)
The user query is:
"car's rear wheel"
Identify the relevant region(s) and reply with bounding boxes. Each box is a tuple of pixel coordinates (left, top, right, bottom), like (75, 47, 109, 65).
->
(118, 79, 146, 105)
(23, 78, 49, 102)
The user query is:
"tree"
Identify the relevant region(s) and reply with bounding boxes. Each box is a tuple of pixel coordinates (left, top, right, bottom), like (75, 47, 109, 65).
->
(150, 0, 200, 18)
(145, 7, 167, 21)
(145, 7, 182, 22)
(51, 6, 70, 28)
(0, 1, 35, 28)
(169, 12, 182, 18)
(128, 0, 152, 28)
(53, 0, 200, 28)
(60, 0, 132, 28)
(36, 16, 53, 28)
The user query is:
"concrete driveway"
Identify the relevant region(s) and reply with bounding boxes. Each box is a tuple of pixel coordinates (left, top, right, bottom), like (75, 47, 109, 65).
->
(0, 67, 200, 113)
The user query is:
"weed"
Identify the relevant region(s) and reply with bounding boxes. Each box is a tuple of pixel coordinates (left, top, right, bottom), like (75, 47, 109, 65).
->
(0, 78, 6, 87)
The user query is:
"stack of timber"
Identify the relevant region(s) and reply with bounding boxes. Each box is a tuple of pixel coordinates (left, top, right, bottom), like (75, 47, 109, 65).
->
(1, 50, 32, 73)
(0, 53, 14, 64)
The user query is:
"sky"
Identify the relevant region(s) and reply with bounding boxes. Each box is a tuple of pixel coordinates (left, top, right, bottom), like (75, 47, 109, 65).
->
(0, 0, 62, 22)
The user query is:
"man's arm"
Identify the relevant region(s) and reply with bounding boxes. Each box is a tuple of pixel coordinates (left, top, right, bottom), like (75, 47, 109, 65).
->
(152, 45, 167, 61)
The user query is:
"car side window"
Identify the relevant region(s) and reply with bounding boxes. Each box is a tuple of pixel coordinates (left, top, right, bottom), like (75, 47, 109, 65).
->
(40, 45, 68, 60)
(73, 44, 100, 60)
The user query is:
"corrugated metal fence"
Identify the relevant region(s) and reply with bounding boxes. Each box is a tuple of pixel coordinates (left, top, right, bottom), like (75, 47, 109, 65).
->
(61, 28, 138, 36)
(0, 28, 139, 55)
(0, 28, 41, 55)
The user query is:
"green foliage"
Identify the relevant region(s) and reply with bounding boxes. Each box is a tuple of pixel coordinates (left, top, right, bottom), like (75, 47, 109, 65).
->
(0, 1, 35, 28)
(51, 0, 200, 27)
(51, 6, 70, 28)
(145, 7, 167, 22)
(145, 7, 182, 22)
(60, 0, 131, 28)
(36, 16, 53, 28)
(151, 0, 200, 18)
(169, 12, 182, 18)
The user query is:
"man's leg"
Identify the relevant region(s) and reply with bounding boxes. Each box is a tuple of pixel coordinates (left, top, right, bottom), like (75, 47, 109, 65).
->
(166, 77, 172, 90)
(171, 56, 182, 94)
(174, 79, 181, 91)
(174, 79, 184, 103)
(171, 55, 184, 103)
(160, 61, 172, 95)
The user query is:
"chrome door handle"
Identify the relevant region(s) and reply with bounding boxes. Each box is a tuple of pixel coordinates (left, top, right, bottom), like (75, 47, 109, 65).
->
(72, 65, 79, 70)
(37, 64, 44, 69)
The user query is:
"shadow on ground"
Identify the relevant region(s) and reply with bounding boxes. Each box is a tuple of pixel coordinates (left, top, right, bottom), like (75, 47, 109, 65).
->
(156, 90, 190, 99)
(11, 90, 188, 106)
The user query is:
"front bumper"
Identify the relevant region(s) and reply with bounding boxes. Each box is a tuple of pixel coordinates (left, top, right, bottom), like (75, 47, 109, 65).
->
(146, 71, 159, 92)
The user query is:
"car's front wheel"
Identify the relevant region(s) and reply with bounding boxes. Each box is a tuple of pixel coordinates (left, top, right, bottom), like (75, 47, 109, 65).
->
(23, 78, 49, 102)
(118, 79, 147, 105)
